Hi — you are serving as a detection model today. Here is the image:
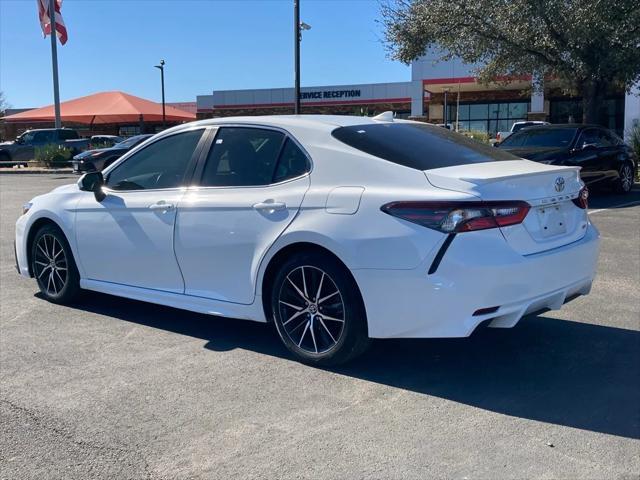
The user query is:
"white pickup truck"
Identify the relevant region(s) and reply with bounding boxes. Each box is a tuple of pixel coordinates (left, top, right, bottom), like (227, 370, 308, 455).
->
(496, 121, 550, 144)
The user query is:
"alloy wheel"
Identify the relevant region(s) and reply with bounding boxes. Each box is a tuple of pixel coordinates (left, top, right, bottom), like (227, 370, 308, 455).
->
(34, 234, 68, 296)
(278, 265, 345, 354)
(621, 165, 633, 192)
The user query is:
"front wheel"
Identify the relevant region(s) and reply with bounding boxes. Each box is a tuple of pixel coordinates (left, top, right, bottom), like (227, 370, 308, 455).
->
(31, 224, 81, 304)
(614, 163, 634, 194)
(270, 251, 370, 366)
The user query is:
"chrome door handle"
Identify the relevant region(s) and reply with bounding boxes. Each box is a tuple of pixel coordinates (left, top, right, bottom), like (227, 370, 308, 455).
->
(149, 202, 175, 212)
(253, 201, 287, 213)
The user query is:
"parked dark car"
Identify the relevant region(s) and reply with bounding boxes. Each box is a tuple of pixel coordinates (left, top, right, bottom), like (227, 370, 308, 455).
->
(497, 124, 637, 194)
(0, 128, 90, 163)
(72, 134, 153, 173)
(88, 135, 123, 150)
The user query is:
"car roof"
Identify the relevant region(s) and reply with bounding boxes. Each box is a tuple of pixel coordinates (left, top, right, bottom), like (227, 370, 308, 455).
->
(187, 114, 398, 131)
(521, 124, 602, 130)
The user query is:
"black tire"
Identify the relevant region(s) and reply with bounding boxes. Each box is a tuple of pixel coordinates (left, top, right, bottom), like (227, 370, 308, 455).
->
(270, 251, 370, 366)
(30, 224, 81, 304)
(614, 162, 634, 194)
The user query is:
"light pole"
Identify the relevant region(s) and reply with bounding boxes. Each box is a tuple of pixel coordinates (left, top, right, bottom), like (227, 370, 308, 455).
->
(154, 60, 166, 128)
(293, 1, 311, 114)
(442, 86, 451, 129)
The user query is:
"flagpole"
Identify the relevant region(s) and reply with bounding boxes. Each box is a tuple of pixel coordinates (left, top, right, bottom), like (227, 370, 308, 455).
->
(48, 0, 61, 129)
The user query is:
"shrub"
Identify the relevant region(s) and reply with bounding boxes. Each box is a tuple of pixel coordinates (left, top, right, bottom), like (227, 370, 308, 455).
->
(34, 144, 73, 168)
(459, 130, 492, 145)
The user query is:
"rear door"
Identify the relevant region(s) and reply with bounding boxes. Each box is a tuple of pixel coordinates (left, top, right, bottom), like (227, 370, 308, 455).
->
(175, 126, 311, 304)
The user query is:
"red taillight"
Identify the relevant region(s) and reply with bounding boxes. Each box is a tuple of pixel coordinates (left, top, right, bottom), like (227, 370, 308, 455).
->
(381, 201, 531, 233)
(572, 186, 589, 209)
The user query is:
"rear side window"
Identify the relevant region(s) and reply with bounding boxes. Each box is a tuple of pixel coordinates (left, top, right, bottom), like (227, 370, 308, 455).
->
(59, 129, 79, 140)
(201, 127, 287, 187)
(331, 123, 517, 171)
(500, 128, 577, 148)
(273, 139, 309, 182)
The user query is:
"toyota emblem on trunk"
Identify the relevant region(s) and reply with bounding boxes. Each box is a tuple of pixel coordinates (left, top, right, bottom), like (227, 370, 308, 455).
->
(554, 177, 565, 192)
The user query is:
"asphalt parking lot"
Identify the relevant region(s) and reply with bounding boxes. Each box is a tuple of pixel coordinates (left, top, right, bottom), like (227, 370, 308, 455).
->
(1, 174, 639, 479)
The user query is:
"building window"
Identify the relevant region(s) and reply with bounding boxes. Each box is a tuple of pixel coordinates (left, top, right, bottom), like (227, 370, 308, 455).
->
(549, 97, 624, 135)
(447, 101, 529, 136)
(119, 125, 141, 137)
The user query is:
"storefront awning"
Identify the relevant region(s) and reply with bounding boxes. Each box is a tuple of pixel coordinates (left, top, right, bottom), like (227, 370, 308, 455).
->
(3, 91, 196, 124)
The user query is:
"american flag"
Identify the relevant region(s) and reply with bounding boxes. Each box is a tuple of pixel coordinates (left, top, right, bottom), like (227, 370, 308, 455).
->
(37, 0, 68, 45)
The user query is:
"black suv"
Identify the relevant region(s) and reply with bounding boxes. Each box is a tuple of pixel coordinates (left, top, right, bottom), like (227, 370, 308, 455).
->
(497, 124, 637, 194)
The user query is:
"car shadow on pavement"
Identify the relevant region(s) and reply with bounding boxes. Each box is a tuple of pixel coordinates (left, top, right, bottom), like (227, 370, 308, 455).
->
(588, 183, 640, 209)
(68, 292, 639, 440)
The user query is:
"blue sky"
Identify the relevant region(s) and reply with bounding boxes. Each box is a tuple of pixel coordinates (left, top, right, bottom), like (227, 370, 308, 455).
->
(0, 0, 410, 108)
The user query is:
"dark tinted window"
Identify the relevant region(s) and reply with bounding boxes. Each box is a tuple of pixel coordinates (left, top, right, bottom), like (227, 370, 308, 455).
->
(499, 128, 577, 148)
(331, 123, 517, 170)
(59, 129, 79, 140)
(106, 129, 203, 191)
(201, 127, 285, 186)
(33, 131, 55, 143)
(273, 139, 309, 182)
(578, 128, 619, 148)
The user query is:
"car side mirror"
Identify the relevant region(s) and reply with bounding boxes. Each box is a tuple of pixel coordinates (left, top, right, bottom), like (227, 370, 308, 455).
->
(79, 171, 106, 202)
(15, 137, 23, 144)
(581, 142, 598, 151)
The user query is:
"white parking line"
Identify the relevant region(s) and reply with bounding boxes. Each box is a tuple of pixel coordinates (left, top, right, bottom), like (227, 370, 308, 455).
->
(589, 201, 640, 215)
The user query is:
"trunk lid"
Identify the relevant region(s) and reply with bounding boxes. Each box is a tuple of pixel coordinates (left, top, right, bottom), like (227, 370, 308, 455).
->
(424, 160, 588, 255)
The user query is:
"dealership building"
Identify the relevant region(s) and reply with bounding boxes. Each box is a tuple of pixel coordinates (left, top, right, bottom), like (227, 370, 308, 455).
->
(197, 55, 640, 139)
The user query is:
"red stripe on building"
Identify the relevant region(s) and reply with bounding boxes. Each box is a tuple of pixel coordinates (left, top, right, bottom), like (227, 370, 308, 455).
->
(200, 97, 412, 112)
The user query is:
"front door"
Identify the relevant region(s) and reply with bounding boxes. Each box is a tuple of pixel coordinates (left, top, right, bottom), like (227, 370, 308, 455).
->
(175, 126, 311, 304)
(75, 128, 206, 293)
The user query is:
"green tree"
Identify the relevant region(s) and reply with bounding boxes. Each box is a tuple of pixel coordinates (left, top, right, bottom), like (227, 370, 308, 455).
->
(382, 0, 640, 124)
(0, 91, 9, 117)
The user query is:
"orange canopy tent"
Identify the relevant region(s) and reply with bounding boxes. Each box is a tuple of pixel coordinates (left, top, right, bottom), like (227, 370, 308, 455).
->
(3, 91, 195, 124)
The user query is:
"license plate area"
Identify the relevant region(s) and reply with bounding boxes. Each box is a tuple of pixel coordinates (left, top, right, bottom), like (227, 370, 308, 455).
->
(536, 204, 567, 237)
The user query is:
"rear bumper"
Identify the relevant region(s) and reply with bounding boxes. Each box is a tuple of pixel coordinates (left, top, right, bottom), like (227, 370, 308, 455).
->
(353, 223, 600, 339)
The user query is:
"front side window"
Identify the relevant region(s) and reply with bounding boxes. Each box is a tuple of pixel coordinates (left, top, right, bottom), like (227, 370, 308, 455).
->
(200, 127, 286, 187)
(105, 129, 203, 191)
(332, 123, 518, 171)
(578, 129, 601, 148)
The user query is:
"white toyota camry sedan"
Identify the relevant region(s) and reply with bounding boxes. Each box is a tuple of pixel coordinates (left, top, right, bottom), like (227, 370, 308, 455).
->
(15, 114, 600, 365)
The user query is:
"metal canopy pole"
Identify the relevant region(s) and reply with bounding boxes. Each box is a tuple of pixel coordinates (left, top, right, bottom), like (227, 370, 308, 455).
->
(48, 0, 62, 129)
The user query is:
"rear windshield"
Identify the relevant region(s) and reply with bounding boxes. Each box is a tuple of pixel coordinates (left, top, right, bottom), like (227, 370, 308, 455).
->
(500, 128, 577, 148)
(331, 122, 518, 170)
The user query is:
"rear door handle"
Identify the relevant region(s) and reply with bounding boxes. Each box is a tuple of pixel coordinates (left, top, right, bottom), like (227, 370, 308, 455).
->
(253, 201, 287, 213)
(149, 201, 175, 212)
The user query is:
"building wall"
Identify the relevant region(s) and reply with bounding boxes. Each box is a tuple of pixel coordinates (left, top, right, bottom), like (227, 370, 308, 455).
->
(197, 82, 412, 116)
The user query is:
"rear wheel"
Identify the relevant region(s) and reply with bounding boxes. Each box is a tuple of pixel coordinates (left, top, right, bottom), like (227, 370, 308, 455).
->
(270, 251, 370, 366)
(614, 163, 634, 194)
(31, 225, 81, 304)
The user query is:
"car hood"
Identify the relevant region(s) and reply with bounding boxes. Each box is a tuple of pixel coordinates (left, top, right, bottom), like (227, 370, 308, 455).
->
(499, 146, 568, 161)
(0, 141, 16, 147)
